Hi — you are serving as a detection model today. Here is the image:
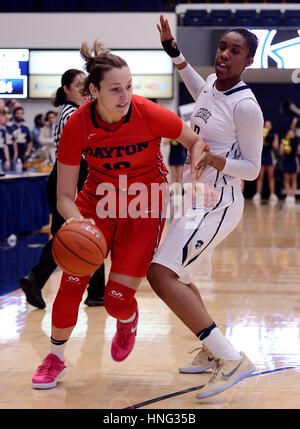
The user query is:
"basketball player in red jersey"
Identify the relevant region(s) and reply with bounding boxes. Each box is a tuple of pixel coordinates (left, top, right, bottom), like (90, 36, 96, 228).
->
(32, 40, 218, 389)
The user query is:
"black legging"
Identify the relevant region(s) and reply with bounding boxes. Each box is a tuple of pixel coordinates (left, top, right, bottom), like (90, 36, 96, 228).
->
(31, 159, 105, 295)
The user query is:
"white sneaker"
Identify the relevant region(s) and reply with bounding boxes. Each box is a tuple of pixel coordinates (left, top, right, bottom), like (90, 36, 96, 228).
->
(178, 345, 215, 374)
(269, 193, 278, 202)
(285, 195, 295, 205)
(196, 352, 255, 399)
(252, 193, 261, 203)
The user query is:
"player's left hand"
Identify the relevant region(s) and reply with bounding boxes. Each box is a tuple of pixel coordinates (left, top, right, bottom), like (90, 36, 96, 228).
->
(190, 179, 219, 208)
(203, 183, 219, 207)
(63, 216, 96, 227)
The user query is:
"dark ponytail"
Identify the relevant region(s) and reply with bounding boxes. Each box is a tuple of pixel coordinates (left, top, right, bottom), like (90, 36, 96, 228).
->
(52, 68, 84, 107)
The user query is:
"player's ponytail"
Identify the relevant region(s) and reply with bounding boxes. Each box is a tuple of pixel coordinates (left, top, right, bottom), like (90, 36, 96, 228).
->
(80, 40, 128, 97)
(80, 40, 110, 73)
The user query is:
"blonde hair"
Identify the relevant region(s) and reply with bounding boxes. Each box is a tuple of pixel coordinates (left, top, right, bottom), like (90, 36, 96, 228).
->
(80, 40, 128, 97)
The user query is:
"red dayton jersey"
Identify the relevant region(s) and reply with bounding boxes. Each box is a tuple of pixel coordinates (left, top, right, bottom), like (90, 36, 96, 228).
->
(57, 94, 183, 191)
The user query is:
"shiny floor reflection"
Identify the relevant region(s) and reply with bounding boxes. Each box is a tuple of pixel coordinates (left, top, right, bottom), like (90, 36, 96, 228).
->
(0, 232, 48, 296)
(0, 201, 300, 409)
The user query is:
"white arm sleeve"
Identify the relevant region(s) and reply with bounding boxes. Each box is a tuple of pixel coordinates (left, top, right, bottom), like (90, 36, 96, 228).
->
(221, 98, 264, 181)
(178, 64, 206, 101)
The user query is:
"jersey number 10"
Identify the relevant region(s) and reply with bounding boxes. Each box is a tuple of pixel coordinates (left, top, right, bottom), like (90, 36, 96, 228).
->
(102, 161, 131, 170)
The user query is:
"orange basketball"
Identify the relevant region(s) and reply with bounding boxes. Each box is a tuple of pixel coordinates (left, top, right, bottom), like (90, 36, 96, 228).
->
(52, 221, 107, 276)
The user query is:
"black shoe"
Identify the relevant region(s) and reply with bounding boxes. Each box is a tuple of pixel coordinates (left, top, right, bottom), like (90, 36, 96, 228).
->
(84, 295, 105, 306)
(19, 272, 46, 309)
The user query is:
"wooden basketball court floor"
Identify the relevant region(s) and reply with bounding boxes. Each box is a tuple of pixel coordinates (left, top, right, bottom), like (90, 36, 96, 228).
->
(1, 200, 300, 411)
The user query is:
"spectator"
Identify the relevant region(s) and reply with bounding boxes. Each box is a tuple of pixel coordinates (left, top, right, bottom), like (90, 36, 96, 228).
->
(166, 138, 187, 186)
(11, 106, 32, 162)
(39, 111, 57, 164)
(279, 129, 300, 205)
(164, 137, 187, 217)
(0, 110, 11, 171)
(253, 120, 279, 203)
(5, 99, 22, 124)
(31, 114, 45, 150)
(290, 116, 300, 143)
(3, 107, 18, 166)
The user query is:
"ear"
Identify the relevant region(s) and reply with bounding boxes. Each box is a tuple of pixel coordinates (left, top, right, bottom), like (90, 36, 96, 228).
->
(89, 83, 98, 98)
(245, 58, 253, 68)
(63, 85, 68, 94)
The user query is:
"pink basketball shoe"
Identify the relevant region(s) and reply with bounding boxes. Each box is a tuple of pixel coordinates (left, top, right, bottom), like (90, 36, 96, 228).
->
(111, 309, 139, 362)
(32, 353, 66, 389)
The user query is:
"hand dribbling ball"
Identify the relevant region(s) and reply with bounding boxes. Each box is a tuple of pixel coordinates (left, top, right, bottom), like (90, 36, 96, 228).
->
(52, 221, 107, 276)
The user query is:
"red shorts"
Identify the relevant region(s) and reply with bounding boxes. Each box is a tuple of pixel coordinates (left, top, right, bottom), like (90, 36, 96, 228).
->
(75, 183, 168, 277)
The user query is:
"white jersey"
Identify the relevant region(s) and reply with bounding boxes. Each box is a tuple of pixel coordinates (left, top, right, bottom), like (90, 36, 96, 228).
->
(152, 70, 263, 281)
(183, 73, 263, 189)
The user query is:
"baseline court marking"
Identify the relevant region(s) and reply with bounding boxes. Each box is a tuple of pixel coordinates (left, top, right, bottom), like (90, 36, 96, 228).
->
(124, 366, 300, 409)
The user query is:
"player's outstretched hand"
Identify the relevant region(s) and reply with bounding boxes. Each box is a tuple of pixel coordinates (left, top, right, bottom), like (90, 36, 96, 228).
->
(157, 14, 175, 43)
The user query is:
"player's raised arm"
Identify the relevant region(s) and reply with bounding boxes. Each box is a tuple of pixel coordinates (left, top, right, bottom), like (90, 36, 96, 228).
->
(157, 14, 205, 100)
(157, 14, 187, 70)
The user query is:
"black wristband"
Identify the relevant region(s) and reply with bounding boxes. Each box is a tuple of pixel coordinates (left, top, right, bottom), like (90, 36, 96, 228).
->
(161, 38, 181, 58)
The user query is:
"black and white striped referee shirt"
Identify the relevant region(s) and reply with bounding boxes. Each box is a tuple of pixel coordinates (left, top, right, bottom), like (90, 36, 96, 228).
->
(53, 101, 79, 150)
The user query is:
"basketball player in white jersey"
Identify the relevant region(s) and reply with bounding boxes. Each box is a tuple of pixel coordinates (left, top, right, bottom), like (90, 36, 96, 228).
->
(147, 16, 264, 399)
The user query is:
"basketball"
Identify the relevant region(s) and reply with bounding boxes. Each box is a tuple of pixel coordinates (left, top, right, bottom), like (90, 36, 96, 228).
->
(52, 221, 107, 276)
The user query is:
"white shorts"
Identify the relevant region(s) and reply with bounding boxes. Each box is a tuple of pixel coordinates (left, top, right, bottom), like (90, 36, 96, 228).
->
(152, 185, 244, 284)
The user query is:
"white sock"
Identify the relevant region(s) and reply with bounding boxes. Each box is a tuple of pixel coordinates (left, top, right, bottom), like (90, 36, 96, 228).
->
(202, 327, 241, 360)
(50, 337, 67, 361)
(119, 312, 136, 324)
